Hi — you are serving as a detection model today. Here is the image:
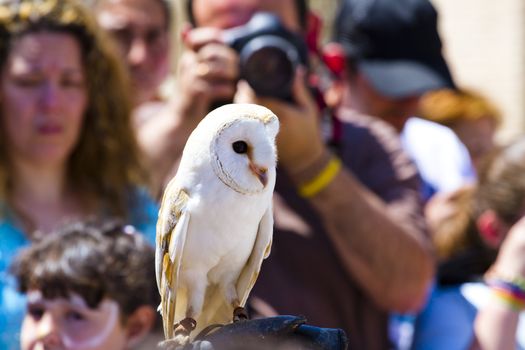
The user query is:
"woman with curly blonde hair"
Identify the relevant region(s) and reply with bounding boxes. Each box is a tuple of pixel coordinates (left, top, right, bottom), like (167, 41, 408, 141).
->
(0, 0, 159, 347)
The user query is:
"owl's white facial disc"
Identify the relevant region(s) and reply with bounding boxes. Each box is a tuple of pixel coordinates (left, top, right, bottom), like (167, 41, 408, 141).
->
(211, 116, 278, 195)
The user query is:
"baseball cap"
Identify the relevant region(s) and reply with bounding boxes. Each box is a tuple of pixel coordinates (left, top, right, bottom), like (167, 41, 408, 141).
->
(333, 0, 456, 98)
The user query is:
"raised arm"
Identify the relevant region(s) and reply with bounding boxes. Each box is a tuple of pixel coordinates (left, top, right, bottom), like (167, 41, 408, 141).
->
(471, 216, 525, 350)
(135, 27, 240, 197)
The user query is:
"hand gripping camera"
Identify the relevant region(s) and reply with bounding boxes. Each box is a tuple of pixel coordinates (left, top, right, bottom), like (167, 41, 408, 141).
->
(222, 12, 309, 100)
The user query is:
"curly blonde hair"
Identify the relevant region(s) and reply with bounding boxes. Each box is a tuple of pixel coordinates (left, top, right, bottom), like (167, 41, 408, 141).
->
(0, 0, 148, 219)
(419, 88, 501, 127)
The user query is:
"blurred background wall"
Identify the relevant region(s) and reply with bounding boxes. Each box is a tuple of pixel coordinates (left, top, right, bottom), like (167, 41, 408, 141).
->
(432, 0, 525, 143)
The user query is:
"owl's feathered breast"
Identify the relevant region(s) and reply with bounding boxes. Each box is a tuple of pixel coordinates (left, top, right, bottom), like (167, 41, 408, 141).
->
(179, 175, 270, 279)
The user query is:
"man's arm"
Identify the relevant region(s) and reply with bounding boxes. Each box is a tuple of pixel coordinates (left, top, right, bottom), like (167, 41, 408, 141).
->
(135, 27, 239, 197)
(472, 303, 518, 350)
(239, 69, 434, 313)
(134, 99, 198, 198)
(291, 149, 434, 312)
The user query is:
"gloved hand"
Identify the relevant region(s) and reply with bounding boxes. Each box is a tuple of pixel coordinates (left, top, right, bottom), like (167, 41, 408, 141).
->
(159, 315, 348, 350)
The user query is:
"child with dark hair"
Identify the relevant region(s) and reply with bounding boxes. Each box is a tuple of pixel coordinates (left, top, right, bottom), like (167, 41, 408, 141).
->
(12, 221, 161, 350)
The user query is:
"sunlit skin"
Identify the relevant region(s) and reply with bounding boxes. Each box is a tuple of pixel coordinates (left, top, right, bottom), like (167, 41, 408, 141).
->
(20, 291, 127, 350)
(0, 31, 90, 233)
(192, 0, 301, 31)
(181, 0, 302, 110)
(0, 31, 87, 167)
(96, 0, 170, 105)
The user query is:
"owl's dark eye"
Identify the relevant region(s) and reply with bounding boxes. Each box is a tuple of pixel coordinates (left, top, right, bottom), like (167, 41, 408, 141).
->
(232, 141, 248, 154)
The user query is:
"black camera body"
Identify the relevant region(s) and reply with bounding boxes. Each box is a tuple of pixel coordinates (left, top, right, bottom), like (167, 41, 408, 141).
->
(222, 12, 309, 100)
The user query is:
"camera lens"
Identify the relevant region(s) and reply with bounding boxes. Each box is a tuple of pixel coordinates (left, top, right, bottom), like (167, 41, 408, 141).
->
(239, 35, 299, 99)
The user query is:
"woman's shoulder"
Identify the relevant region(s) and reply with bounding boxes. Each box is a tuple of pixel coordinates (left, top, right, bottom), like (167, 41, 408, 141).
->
(0, 216, 29, 266)
(0, 216, 26, 284)
(127, 186, 158, 216)
(126, 187, 159, 246)
(0, 217, 26, 350)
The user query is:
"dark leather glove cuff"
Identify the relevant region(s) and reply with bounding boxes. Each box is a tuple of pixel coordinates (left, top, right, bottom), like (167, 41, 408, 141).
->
(164, 316, 348, 350)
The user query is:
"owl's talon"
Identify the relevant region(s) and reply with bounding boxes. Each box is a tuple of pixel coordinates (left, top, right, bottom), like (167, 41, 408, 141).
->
(233, 306, 249, 322)
(174, 317, 197, 336)
(164, 317, 196, 347)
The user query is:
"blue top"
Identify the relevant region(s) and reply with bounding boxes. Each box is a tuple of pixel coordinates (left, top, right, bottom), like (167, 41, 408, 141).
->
(411, 283, 525, 350)
(0, 188, 159, 349)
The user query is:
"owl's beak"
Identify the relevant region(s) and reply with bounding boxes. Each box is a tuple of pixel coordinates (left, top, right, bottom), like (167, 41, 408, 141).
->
(249, 163, 268, 187)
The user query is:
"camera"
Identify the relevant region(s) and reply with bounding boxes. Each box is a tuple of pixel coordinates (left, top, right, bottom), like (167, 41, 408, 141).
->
(222, 12, 309, 100)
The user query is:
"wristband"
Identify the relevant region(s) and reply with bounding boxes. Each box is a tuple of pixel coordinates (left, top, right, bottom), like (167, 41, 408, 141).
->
(485, 270, 525, 290)
(486, 273, 525, 311)
(490, 286, 525, 311)
(298, 156, 342, 198)
(487, 279, 525, 299)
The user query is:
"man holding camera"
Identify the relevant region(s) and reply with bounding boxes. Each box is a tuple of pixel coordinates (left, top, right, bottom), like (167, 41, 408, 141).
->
(172, 1, 434, 349)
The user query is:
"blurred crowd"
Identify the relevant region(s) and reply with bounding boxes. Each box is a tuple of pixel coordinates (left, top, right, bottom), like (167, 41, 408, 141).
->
(0, 0, 521, 349)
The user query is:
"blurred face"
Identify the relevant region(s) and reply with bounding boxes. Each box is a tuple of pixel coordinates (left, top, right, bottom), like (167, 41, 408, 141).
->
(344, 72, 419, 132)
(451, 116, 497, 170)
(21, 291, 127, 350)
(0, 31, 87, 167)
(97, 0, 169, 105)
(192, 0, 301, 31)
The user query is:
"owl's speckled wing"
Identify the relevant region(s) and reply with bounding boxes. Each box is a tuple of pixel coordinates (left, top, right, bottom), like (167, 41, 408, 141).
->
(155, 180, 190, 339)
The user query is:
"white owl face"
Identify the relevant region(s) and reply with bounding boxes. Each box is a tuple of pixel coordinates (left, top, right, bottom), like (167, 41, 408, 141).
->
(211, 115, 278, 195)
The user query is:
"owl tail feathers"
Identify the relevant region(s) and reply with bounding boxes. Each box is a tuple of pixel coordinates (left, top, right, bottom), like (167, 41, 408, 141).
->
(161, 287, 176, 339)
(161, 286, 194, 341)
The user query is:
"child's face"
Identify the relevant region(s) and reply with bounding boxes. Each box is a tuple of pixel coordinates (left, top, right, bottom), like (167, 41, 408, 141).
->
(21, 290, 129, 350)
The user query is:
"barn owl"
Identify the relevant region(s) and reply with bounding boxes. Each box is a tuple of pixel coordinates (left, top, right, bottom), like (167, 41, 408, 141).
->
(155, 103, 279, 344)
